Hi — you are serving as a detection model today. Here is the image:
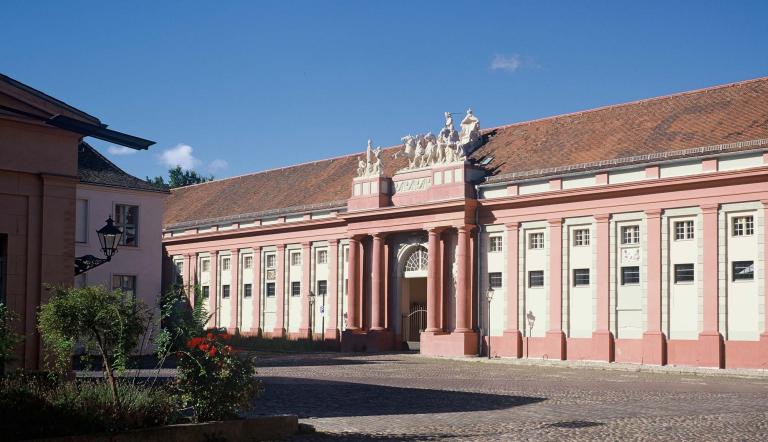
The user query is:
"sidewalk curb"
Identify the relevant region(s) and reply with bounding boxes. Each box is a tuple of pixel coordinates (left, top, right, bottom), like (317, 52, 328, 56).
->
(413, 354, 768, 379)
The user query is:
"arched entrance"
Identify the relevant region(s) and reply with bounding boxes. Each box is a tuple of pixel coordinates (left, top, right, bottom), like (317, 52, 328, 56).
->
(399, 245, 428, 349)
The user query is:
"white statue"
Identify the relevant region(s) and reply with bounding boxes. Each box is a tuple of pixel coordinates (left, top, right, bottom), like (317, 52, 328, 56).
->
(356, 139, 383, 178)
(397, 110, 480, 171)
(459, 108, 481, 147)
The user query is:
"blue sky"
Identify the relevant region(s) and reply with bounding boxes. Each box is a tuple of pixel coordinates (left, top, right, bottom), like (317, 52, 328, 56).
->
(2, 1, 767, 180)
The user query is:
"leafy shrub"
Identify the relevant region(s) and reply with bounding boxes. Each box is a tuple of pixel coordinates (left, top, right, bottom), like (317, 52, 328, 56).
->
(154, 284, 209, 362)
(0, 303, 23, 373)
(37, 286, 152, 406)
(176, 331, 262, 422)
(0, 372, 178, 440)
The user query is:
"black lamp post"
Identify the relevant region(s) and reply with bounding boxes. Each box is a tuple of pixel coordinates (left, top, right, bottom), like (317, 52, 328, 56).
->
(309, 291, 316, 341)
(74, 216, 123, 276)
(486, 287, 495, 360)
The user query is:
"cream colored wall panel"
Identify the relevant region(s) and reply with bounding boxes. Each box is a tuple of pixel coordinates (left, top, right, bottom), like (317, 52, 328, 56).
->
(519, 181, 549, 195)
(562, 174, 596, 190)
(608, 168, 645, 184)
(659, 160, 701, 178)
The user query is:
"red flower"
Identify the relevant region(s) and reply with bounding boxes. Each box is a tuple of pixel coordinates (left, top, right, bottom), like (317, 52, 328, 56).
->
(208, 346, 218, 357)
(206, 332, 214, 340)
(199, 343, 209, 352)
(223, 345, 233, 354)
(187, 337, 203, 349)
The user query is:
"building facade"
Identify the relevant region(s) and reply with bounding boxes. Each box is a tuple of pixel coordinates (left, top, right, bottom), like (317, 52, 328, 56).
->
(0, 74, 152, 368)
(163, 78, 768, 369)
(75, 143, 168, 346)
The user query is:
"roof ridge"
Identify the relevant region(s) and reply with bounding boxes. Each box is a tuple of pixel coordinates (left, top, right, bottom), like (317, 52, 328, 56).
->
(488, 75, 768, 133)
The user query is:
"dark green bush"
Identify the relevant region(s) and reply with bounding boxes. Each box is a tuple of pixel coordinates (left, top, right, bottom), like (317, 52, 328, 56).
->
(0, 372, 179, 440)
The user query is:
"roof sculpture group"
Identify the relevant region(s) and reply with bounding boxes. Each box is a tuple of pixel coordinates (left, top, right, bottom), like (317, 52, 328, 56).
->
(355, 109, 481, 178)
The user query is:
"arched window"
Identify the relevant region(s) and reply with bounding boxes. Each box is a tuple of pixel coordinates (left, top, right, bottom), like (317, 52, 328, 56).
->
(403, 246, 428, 277)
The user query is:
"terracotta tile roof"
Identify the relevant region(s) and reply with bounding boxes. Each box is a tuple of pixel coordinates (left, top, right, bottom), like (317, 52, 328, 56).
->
(164, 77, 768, 227)
(474, 77, 768, 182)
(78, 142, 168, 193)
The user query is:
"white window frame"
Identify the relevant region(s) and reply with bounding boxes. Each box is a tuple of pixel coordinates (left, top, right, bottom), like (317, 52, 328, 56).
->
(221, 257, 231, 271)
(732, 216, 754, 237)
(290, 251, 302, 267)
(266, 253, 276, 269)
(573, 228, 590, 246)
(75, 198, 88, 243)
(528, 232, 544, 250)
(489, 236, 503, 253)
(114, 203, 139, 247)
(621, 225, 640, 245)
(674, 220, 695, 240)
(317, 249, 328, 264)
(243, 255, 253, 269)
(201, 259, 211, 272)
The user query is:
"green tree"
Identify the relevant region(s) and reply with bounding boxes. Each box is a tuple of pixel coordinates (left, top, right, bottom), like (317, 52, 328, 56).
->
(37, 286, 151, 407)
(145, 166, 214, 189)
(0, 303, 23, 375)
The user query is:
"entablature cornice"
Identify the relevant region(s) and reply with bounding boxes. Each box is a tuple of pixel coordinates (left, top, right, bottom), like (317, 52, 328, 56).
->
(478, 165, 768, 214)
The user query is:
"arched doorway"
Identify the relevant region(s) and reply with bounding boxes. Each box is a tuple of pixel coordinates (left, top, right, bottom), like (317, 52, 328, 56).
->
(399, 245, 428, 349)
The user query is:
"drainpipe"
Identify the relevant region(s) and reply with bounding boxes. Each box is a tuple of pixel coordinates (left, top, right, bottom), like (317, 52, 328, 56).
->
(474, 192, 482, 357)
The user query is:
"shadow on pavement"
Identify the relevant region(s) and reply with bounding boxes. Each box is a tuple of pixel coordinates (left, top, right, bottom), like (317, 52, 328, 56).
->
(252, 376, 545, 418)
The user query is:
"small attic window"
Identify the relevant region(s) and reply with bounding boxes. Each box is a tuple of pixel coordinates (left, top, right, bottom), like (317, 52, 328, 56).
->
(479, 156, 494, 166)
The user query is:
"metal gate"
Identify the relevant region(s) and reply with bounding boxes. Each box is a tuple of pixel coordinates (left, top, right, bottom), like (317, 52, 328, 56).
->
(402, 304, 426, 350)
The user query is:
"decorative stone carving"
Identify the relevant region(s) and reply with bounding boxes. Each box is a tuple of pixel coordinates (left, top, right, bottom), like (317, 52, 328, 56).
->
(356, 139, 383, 178)
(398, 109, 480, 171)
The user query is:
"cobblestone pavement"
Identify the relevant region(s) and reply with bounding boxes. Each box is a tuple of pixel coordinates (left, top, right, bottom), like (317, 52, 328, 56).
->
(249, 353, 768, 441)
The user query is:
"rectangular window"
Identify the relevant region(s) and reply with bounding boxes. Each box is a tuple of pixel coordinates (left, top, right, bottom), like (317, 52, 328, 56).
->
(114, 204, 139, 246)
(202, 286, 210, 299)
(674, 263, 695, 283)
(243, 283, 252, 298)
(573, 229, 590, 246)
(112, 275, 136, 298)
(344, 247, 349, 263)
(528, 270, 544, 288)
(732, 216, 754, 236)
(221, 284, 230, 298)
(621, 266, 640, 285)
(621, 225, 640, 244)
(266, 254, 276, 268)
(573, 268, 590, 286)
(174, 260, 184, 278)
(221, 257, 231, 271)
(674, 220, 695, 240)
(75, 199, 88, 243)
(528, 232, 544, 249)
(290, 251, 302, 266)
(317, 250, 328, 264)
(266, 282, 275, 297)
(291, 281, 301, 296)
(243, 255, 253, 269)
(489, 236, 503, 252)
(201, 259, 210, 272)
(317, 280, 327, 296)
(488, 272, 502, 289)
(732, 261, 754, 281)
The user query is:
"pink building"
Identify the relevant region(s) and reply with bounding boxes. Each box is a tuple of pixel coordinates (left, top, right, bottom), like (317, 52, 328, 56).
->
(0, 73, 153, 369)
(76, 142, 168, 347)
(163, 77, 768, 369)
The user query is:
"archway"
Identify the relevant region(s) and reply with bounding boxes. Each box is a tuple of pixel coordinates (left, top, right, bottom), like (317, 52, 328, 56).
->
(399, 245, 428, 349)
